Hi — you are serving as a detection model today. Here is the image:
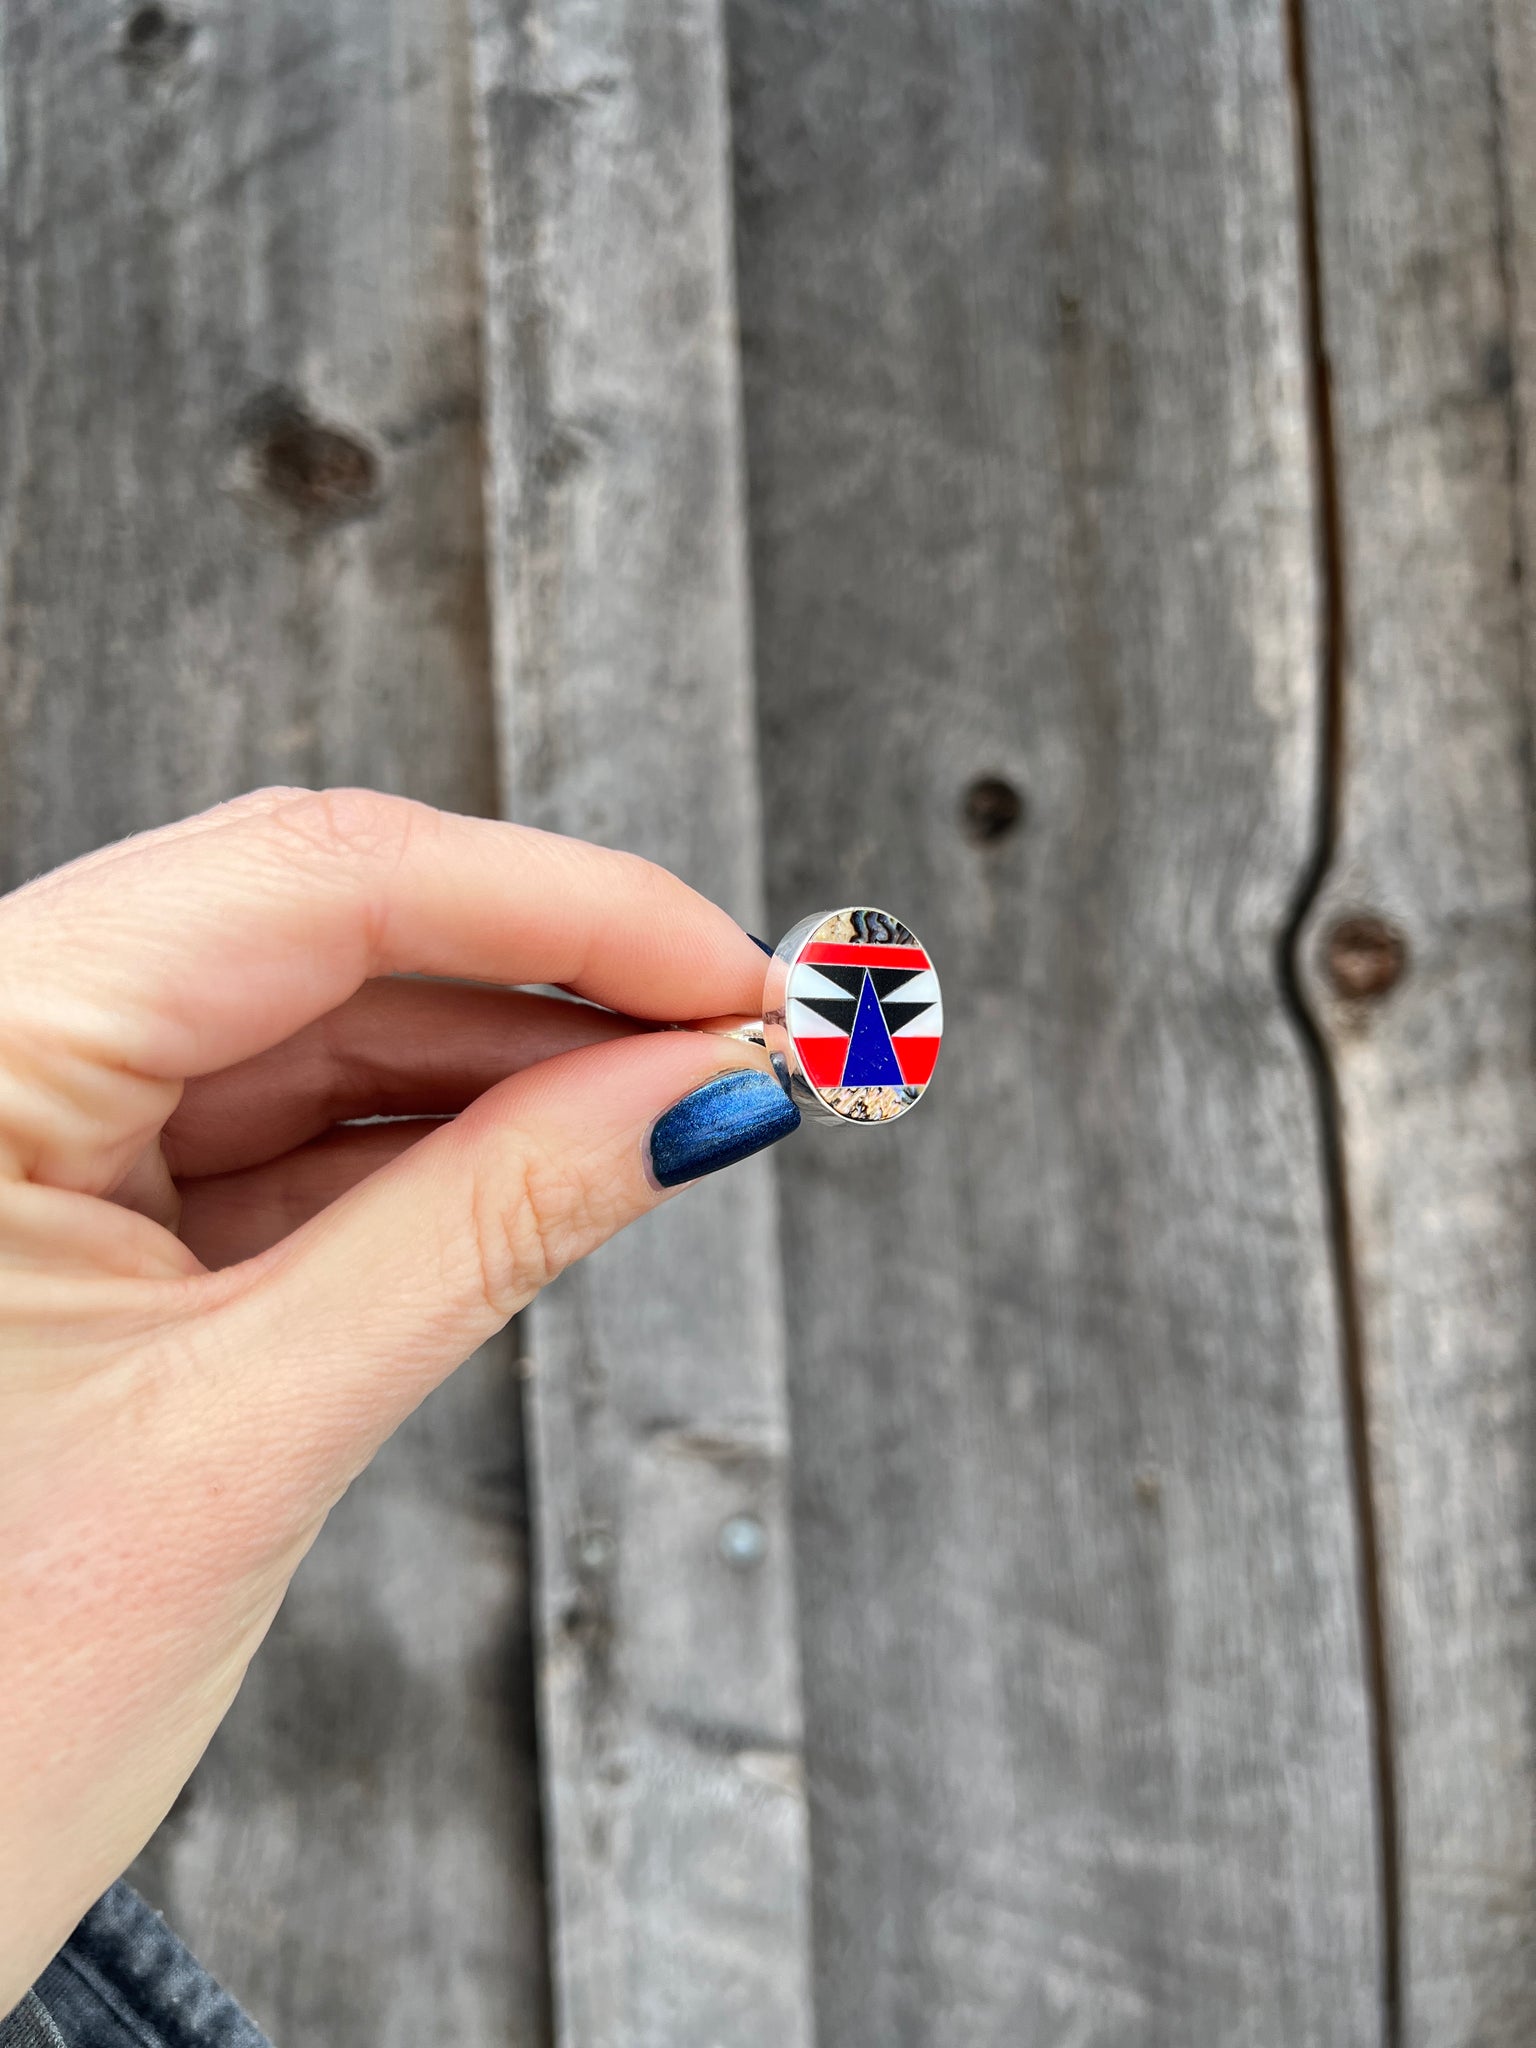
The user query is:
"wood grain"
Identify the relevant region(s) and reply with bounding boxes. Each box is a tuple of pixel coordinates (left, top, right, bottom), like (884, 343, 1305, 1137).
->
(1296, 0, 1536, 2037)
(728, 0, 1382, 2038)
(0, 3, 549, 2043)
(469, 2, 814, 2043)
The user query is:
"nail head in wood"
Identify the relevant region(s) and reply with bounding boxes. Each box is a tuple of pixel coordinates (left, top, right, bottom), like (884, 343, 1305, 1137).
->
(718, 1514, 768, 1570)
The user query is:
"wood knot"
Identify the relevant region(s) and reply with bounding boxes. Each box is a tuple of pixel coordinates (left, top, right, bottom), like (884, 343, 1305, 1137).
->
(1324, 914, 1406, 1001)
(121, 4, 193, 61)
(259, 417, 378, 520)
(236, 390, 380, 527)
(962, 774, 1024, 844)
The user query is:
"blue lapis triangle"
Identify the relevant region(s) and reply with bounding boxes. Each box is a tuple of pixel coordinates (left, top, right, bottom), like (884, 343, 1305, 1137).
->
(840, 970, 904, 1087)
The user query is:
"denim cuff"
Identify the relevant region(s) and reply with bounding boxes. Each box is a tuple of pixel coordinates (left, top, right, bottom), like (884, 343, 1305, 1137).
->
(2, 1886, 271, 2048)
(0, 1995, 68, 2048)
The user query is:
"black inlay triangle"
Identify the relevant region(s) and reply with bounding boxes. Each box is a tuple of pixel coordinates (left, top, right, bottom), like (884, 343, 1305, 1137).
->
(867, 967, 923, 999)
(809, 964, 867, 997)
(799, 997, 859, 1032)
(877, 1000, 937, 1036)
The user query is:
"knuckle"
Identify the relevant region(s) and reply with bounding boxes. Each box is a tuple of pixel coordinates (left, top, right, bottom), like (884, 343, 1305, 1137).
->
(208, 784, 315, 821)
(264, 787, 431, 869)
(467, 1139, 597, 1323)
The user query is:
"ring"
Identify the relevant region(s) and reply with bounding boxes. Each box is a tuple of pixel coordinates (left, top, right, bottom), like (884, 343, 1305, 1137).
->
(735, 906, 944, 1125)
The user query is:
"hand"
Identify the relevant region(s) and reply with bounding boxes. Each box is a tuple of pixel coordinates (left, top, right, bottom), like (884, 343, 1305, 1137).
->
(0, 788, 794, 2009)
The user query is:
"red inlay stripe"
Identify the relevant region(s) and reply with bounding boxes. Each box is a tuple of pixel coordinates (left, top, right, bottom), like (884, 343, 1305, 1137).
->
(797, 1036, 848, 1088)
(795, 1033, 941, 1090)
(893, 1037, 940, 1086)
(800, 943, 930, 969)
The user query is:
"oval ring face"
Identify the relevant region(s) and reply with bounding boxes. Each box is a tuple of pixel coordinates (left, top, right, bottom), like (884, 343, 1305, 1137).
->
(780, 907, 941, 1123)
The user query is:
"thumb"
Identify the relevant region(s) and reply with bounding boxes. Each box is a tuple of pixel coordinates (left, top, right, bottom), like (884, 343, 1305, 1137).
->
(197, 1030, 798, 1496)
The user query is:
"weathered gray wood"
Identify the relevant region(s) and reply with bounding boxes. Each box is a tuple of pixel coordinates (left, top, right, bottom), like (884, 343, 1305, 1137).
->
(469, 4, 813, 2046)
(0, 4, 549, 2043)
(728, 2, 1382, 2039)
(1296, 2, 1536, 2037)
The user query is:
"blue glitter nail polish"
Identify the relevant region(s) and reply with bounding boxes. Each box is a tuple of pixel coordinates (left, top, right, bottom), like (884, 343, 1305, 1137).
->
(747, 932, 776, 956)
(645, 1069, 801, 1190)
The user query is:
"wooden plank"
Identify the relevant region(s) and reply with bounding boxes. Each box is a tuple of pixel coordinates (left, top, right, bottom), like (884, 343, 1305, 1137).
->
(0, 4, 550, 2045)
(1295, 1, 1536, 2037)
(468, 5, 814, 2046)
(727, 2, 1383, 2039)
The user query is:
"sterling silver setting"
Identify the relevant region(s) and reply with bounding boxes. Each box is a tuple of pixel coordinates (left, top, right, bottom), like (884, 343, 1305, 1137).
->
(762, 906, 942, 1125)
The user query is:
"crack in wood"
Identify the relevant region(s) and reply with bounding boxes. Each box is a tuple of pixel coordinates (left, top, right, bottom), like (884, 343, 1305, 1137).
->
(1486, 5, 1536, 956)
(1280, 3, 1402, 2042)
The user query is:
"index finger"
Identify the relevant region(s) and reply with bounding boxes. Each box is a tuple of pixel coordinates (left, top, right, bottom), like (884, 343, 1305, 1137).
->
(0, 788, 768, 1084)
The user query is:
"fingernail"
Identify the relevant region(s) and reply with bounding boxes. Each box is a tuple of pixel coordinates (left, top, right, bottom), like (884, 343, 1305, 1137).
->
(645, 1068, 800, 1190)
(746, 932, 775, 956)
